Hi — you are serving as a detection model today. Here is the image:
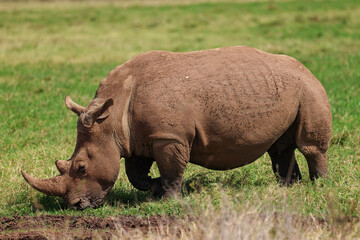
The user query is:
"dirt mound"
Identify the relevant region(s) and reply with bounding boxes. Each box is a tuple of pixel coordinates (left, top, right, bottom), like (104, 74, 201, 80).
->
(0, 215, 187, 239)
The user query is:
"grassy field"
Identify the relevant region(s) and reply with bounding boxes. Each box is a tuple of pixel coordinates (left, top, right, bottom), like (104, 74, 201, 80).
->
(0, 0, 359, 238)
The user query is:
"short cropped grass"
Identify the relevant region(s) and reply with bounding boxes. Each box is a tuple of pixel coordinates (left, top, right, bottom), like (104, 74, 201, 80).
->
(0, 0, 359, 238)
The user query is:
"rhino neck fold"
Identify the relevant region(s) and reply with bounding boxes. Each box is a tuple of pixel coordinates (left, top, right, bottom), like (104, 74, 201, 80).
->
(122, 78, 133, 157)
(111, 75, 134, 158)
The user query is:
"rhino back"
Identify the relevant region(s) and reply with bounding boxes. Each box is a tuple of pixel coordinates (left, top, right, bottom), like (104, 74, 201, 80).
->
(128, 46, 316, 169)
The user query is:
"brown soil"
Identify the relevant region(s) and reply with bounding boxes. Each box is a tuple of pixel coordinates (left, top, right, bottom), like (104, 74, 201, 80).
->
(0, 215, 188, 239)
(0, 213, 340, 239)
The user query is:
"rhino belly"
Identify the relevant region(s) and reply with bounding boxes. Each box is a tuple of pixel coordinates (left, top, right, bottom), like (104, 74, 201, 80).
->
(188, 96, 298, 170)
(189, 140, 272, 170)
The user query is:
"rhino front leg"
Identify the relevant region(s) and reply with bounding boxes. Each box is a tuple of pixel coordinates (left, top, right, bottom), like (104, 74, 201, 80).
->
(125, 156, 155, 192)
(152, 140, 190, 199)
(267, 130, 302, 185)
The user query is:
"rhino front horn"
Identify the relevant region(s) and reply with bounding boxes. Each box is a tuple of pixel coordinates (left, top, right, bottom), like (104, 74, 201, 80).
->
(21, 170, 66, 197)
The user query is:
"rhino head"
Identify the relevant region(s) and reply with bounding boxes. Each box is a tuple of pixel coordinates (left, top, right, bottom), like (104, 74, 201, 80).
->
(21, 95, 121, 210)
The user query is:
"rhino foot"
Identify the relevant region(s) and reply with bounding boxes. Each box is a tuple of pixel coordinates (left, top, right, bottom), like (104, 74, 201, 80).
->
(149, 177, 164, 197)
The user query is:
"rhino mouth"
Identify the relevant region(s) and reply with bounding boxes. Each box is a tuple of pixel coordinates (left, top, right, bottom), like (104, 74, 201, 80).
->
(70, 197, 104, 210)
(72, 198, 90, 210)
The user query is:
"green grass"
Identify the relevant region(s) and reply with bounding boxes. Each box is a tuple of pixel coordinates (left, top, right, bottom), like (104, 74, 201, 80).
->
(0, 0, 359, 233)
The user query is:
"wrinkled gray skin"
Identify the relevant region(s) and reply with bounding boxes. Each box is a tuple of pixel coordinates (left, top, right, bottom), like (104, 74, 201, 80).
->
(22, 46, 332, 210)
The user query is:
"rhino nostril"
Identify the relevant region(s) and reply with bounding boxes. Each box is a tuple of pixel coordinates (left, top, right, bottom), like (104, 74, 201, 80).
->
(75, 201, 81, 208)
(72, 199, 82, 209)
(74, 199, 91, 210)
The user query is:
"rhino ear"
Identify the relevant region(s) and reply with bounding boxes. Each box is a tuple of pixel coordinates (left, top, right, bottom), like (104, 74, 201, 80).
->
(65, 96, 85, 116)
(96, 98, 114, 120)
(81, 98, 114, 127)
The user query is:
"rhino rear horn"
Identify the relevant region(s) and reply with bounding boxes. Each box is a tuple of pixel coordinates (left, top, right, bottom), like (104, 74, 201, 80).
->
(65, 95, 85, 116)
(55, 160, 70, 174)
(80, 98, 114, 128)
(21, 170, 66, 197)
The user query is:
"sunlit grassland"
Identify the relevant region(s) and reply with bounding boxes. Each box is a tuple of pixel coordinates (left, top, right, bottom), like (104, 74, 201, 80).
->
(0, 0, 359, 237)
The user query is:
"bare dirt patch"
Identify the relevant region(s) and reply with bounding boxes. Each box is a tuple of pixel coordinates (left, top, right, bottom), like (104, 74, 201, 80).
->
(2, 213, 353, 240)
(0, 215, 186, 239)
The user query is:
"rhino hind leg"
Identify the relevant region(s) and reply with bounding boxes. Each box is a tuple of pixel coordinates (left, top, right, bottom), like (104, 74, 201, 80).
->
(268, 135, 302, 185)
(152, 139, 190, 199)
(295, 113, 331, 180)
(295, 98, 331, 181)
(298, 146, 328, 180)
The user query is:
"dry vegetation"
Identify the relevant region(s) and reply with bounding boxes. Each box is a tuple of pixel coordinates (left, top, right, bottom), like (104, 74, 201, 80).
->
(3, 198, 359, 239)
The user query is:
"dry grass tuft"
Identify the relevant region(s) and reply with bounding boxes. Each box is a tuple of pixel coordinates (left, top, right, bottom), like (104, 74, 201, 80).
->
(109, 198, 360, 240)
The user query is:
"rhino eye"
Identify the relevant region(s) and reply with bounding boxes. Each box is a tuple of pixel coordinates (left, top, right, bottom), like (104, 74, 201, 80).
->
(77, 164, 86, 175)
